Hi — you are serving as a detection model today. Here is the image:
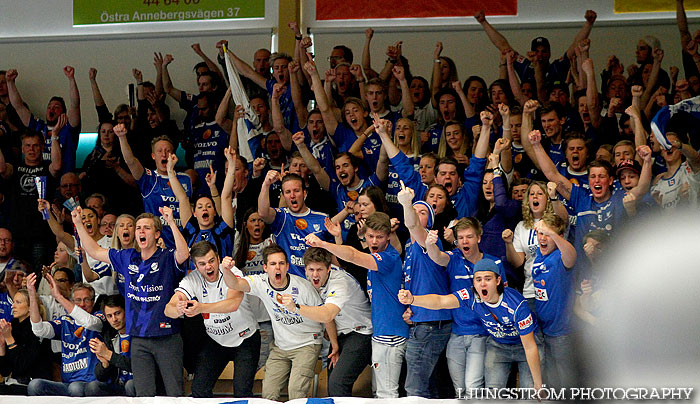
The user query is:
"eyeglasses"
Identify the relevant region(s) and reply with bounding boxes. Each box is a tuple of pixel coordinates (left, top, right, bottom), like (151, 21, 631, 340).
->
(0, 238, 12, 244)
(72, 297, 94, 303)
(100, 222, 116, 228)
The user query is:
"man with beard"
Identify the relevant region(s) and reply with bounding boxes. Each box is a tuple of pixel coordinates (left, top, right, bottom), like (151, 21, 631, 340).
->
(434, 111, 492, 218)
(5, 68, 81, 173)
(258, 171, 333, 277)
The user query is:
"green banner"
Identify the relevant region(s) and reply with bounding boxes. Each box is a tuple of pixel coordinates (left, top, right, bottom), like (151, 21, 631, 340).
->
(73, 0, 265, 25)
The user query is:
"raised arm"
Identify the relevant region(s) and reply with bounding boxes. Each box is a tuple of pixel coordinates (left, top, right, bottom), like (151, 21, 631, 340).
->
(192, 43, 224, 80)
(271, 84, 294, 151)
(640, 49, 664, 107)
(502, 229, 525, 268)
(304, 56, 339, 135)
(161, 206, 189, 265)
(281, 293, 340, 324)
(306, 234, 379, 271)
(220, 257, 251, 292)
(288, 60, 308, 128)
(529, 130, 573, 199)
(392, 65, 414, 117)
(566, 11, 597, 60)
(166, 154, 193, 225)
(88, 68, 106, 110)
(226, 49, 268, 89)
(292, 131, 331, 190)
(425, 229, 450, 266)
(397, 182, 428, 247)
(581, 58, 602, 128)
(38, 198, 74, 250)
(114, 123, 144, 180)
(48, 115, 64, 177)
(62, 66, 81, 128)
(221, 147, 236, 228)
(215, 87, 233, 134)
(474, 11, 514, 54)
(430, 42, 445, 106)
(535, 221, 576, 268)
(159, 53, 182, 102)
(73, 207, 111, 264)
(497, 107, 513, 173)
(506, 51, 527, 106)
(258, 170, 280, 223)
(519, 100, 541, 168)
(474, 111, 493, 159)
(4, 70, 31, 126)
(26, 274, 46, 326)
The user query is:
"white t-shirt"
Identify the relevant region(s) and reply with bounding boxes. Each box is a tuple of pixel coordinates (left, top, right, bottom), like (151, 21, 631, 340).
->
(512, 220, 540, 299)
(651, 161, 700, 211)
(320, 267, 373, 336)
(244, 272, 323, 351)
(234, 237, 274, 322)
(39, 295, 67, 353)
(176, 267, 258, 348)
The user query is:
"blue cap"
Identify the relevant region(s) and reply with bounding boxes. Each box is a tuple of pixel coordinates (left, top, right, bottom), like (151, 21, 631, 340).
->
(412, 200, 434, 229)
(473, 259, 500, 276)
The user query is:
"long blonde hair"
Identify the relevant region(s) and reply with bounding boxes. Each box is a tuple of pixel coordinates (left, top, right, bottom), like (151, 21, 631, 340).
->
(17, 289, 47, 321)
(437, 120, 471, 159)
(111, 214, 137, 250)
(393, 118, 421, 158)
(521, 182, 555, 229)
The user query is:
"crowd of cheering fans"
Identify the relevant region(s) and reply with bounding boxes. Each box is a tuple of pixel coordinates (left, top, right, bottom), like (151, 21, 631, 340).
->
(0, 2, 699, 399)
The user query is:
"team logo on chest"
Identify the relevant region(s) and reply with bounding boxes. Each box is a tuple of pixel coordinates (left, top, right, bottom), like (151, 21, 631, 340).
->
(203, 129, 212, 140)
(313, 224, 320, 232)
(150, 262, 160, 273)
(295, 219, 307, 230)
(347, 191, 359, 201)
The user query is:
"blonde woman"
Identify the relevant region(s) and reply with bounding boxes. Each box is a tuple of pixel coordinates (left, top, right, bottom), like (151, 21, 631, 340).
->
(437, 120, 472, 168)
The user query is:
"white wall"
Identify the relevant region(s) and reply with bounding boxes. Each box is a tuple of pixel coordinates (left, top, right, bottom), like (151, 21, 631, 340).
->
(304, 0, 700, 86)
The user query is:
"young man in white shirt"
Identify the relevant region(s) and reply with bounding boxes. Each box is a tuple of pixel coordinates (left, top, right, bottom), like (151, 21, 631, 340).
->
(280, 247, 372, 397)
(165, 241, 259, 398)
(223, 244, 338, 401)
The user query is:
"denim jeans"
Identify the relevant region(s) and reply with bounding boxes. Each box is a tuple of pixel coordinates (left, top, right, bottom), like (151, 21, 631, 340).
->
(404, 322, 452, 398)
(484, 335, 544, 389)
(85, 380, 136, 396)
(446, 333, 487, 396)
(27, 379, 89, 396)
(371, 339, 407, 398)
(544, 333, 576, 389)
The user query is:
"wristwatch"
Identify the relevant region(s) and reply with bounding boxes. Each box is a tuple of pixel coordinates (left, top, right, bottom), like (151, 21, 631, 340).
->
(295, 303, 301, 313)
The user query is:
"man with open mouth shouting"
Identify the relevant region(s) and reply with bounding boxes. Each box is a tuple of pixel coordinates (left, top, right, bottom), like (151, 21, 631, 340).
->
(398, 258, 543, 396)
(258, 169, 333, 277)
(115, 123, 192, 249)
(279, 247, 372, 397)
(222, 244, 330, 401)
(75, 205, 190, 397)
(305, 212, 407, 398)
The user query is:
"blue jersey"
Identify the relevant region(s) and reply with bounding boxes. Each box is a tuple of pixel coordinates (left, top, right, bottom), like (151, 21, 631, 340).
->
(453, 286, 537, 345)
(532, 249, 574, 336)
(513, 52, 570, 86)
(569, 185, 627, 248)
(368, 245, 409, 338)
(403, 239, 451, 322)
(386, 152, 424, 222)
(50, 313, 104, 383)
(329, 174, 382, 237)
(182, 216, 234, 268)
(0, 292, 12, 322)
(303, 134, 336, 178)
(445, 251, 506, 336)
(331, 123, 383, 173)
(270, 207, 333, 277)
(29, 116, 78, 173)
(423, 124, 442, 154)
(137, 168, 192, 248)
(191, 121, 228, 197)
(451, 157, 486, 218)
(547, 142, 565, 167)
(108, 248, 185, 337)
(114, 333, 133, 385)
(178, 91, 200, 134)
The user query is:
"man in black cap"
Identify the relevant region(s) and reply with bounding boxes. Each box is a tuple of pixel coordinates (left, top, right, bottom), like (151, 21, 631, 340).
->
(474, 9, 597, 86)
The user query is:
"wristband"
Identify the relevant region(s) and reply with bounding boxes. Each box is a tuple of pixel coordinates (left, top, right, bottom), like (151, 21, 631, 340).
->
(295, 303, 301, 313)
(387, 58, 397, 64)
(549, 197, 558, 202)
(295, 35, 302, 40)
(6, 342, 17, 349)
(211, 193, 220, 198)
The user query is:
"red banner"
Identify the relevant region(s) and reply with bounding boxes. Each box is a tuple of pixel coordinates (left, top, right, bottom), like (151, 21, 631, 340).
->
(316, 0, 517, 20)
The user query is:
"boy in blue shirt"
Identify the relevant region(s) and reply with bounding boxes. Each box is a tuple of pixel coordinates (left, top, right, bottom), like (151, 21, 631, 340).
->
(399, 259, 543, 394)
(532, 215, 577, 390)
(305, 212, 408, 398)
